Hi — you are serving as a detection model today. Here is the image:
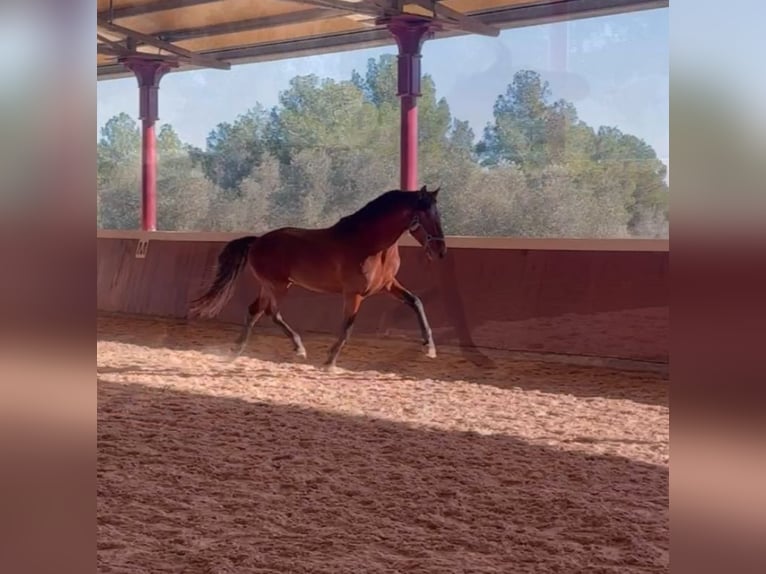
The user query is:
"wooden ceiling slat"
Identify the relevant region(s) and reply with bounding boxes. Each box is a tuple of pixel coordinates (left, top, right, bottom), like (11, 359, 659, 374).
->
(114, 0, 318, 35)
(157, 7, 341, 42)
(175, 16, 366, 52)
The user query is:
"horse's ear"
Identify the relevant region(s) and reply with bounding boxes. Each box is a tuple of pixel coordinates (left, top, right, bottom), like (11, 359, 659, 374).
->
(419, 185, 427, 194)
(430, 186, 440, 198)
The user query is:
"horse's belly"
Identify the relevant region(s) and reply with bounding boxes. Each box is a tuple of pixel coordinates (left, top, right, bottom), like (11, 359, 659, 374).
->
(288, 264, 345, 294)
(253, 231, 342, 290)
(291, 277, 342, 294)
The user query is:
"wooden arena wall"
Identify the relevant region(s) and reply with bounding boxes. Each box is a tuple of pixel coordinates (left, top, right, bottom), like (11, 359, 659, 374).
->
(97, 233, 669, 364)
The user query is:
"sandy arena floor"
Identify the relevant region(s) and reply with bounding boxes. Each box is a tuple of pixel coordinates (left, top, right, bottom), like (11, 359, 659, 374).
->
(97, 313, 669, 573)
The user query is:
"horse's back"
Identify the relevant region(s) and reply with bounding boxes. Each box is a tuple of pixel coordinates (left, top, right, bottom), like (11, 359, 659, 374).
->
(257, 226, 339, 257)
(248, 226, 346, 292)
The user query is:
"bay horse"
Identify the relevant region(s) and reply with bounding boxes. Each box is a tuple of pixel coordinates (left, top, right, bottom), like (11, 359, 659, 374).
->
(188, 185, 447, 369)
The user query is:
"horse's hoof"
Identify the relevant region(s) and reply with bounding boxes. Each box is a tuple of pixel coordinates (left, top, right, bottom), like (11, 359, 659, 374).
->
(296, 347, 308, 359)
(425, 345, 437, 359)
(225, 351, 243, 363)
(323, 363, 339, 374)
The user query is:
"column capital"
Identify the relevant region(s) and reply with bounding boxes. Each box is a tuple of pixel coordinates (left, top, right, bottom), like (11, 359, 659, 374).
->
(386, 17, 436, 99)
(387, 16, 436, 56)
(120, 57, 179, 122)
(121, 57, 177, 87)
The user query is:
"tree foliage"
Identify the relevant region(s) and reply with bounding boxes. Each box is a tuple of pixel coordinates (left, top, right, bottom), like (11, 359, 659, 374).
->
(98, 61, 668, 238)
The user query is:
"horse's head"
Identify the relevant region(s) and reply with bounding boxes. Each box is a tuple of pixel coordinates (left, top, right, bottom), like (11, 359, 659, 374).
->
(409, 185, 447, 260)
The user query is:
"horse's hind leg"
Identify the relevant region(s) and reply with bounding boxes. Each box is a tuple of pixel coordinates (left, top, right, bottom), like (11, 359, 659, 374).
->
(325, 293, 363, 370)
(272, 311, 307, 358)
(233, 296, 267, 355)
(262, 282, 306, 358)
(386, 279, 436, 358)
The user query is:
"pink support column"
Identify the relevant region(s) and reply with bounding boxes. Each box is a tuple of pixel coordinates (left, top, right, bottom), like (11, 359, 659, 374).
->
(121, 57, 178, 231)
(388, 18, 434, 191)
(387, 18, 489, 366)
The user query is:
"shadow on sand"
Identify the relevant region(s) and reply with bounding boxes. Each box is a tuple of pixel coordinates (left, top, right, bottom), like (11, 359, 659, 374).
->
(98, 379, 668, 573)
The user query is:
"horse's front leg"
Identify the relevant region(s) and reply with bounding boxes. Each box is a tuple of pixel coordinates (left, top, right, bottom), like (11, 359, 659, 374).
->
(324, 293, 364, 370)
(386, 279, 436, 358)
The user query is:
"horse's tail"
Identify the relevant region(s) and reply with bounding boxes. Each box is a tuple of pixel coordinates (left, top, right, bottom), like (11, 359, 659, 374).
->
(188, 235, 257, 319)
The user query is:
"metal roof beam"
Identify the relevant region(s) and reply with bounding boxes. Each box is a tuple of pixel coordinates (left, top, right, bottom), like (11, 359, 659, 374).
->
(408, 0, 500, 37)
(97, 17, 231, 70)
(98, 0, 222, 21)
(98, 44, 125, 57)
(97, 33, 130, 56)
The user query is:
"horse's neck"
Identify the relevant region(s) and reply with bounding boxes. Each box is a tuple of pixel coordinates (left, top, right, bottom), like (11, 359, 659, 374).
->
(354, 208, 412, 254)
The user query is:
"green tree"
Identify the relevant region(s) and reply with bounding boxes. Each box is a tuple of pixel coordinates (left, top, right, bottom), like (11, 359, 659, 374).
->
(588, 126, 668, 233)
(359, 55, 398, 108)
(157, 123, 184, 157)
(477, 70, 668, 236)
(453, 165, 527, 236)
(517, 164, 629, 237)
(98, 112, 140, 173)
(209, 153, 281, 232)
(156, 124, 212, 230)
(190, 105, 271, 193)
(277, 75, 379, 155)
(478, 70, 553, 168)
(97, 113, 141, 229)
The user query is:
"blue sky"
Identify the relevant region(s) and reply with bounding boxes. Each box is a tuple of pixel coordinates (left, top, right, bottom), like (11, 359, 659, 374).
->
(97, 8, 668, 166)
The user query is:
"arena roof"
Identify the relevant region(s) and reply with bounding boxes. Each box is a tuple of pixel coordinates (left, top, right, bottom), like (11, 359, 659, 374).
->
(97, 0, 667, 79)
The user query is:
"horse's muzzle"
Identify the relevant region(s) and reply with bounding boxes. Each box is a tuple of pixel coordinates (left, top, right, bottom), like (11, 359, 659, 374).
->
(422, 234, 446, 261)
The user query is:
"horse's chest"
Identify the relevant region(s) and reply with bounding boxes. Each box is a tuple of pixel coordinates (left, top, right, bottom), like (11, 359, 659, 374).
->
(359, 259, 379, 284)
(358, 252, 399, 292)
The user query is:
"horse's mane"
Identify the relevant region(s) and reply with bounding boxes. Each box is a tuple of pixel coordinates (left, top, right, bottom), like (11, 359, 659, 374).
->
(332, 189, 416, 231)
